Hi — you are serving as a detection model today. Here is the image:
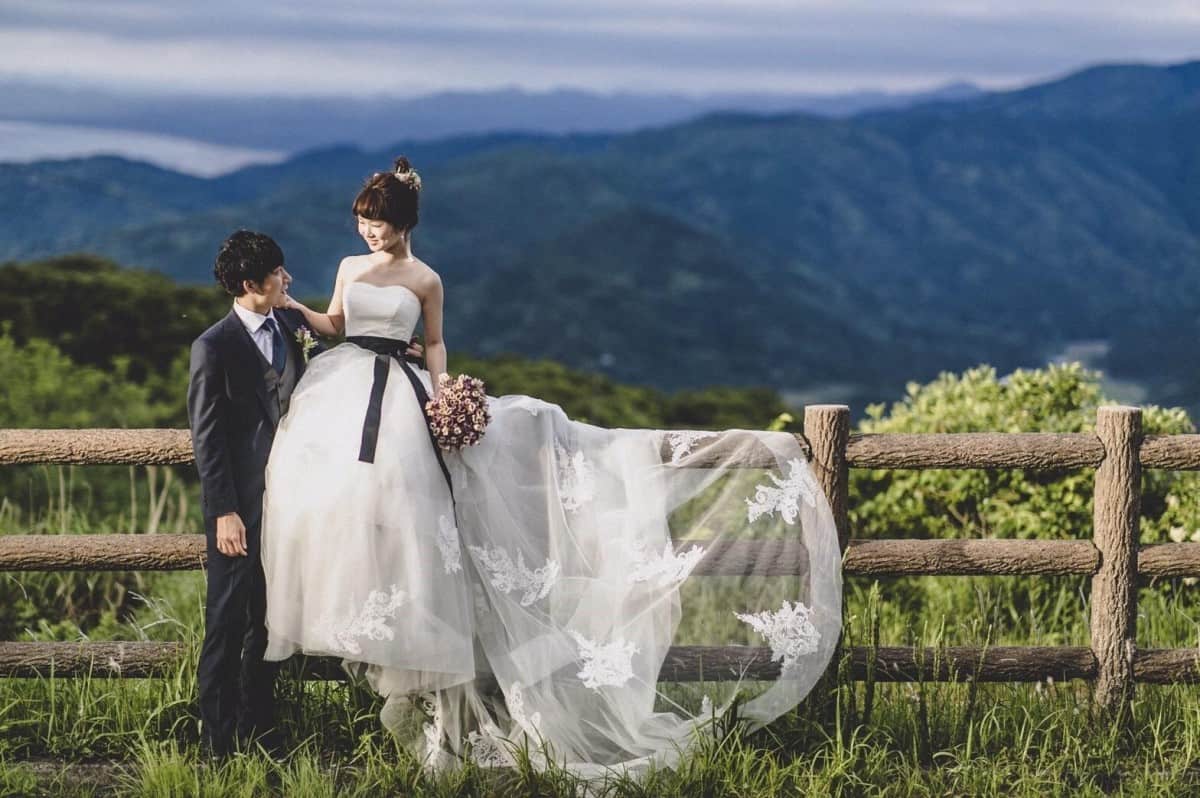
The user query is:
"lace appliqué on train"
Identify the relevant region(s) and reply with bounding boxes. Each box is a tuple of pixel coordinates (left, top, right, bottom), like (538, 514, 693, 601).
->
(569, 631, 639, 690)
(555, 443, 596, 512)
(735, 600, 820, 674)
(664, 430, 717, 465)
(507, 682, 543, 737)
(417, 693, 456, 771)
(468, 725, 516, 768)
(627, 540, 706, 585)
(468, 544, 560, 607)
(745, 458, 821, 525)
(316, 585, 408, 655)
(436, 514, 463, 574)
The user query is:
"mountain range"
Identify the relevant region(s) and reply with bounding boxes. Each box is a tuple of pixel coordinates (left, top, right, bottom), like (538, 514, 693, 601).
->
(0, 79, 982, 154)
(2, 60, 1198, 410)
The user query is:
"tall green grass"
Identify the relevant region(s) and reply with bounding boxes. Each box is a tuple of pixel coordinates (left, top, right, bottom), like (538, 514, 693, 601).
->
(4, 467, 1200, 795)
(3, 565, 1200, 796)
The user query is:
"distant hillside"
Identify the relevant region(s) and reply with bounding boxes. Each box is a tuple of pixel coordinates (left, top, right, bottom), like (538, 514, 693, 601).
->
(946, 61, 1200, 119)
(0, 254, 799, 432)
(1, 60, 1197, 408)
(0, 80, 983, 152)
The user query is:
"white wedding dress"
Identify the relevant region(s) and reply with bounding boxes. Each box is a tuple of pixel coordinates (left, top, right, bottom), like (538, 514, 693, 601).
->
(262, 281, 843, 776)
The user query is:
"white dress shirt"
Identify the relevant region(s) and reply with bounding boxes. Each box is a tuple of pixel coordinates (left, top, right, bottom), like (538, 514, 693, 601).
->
(232, 302, 279, 365)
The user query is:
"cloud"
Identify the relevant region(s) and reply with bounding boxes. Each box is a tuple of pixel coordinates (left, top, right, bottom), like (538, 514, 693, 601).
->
(0, 119, 284, 176)
(0, 1, 1197, 96)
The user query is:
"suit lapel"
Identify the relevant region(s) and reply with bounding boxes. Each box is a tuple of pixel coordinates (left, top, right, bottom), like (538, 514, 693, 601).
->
(221, 311, 277, 425)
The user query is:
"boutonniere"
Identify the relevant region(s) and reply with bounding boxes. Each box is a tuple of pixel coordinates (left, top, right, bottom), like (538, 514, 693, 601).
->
(294, 325, 317, 363)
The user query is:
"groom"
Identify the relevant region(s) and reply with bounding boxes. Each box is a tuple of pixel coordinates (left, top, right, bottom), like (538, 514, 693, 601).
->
(189, 230, 424, 757)
(187, 230, 314, 758)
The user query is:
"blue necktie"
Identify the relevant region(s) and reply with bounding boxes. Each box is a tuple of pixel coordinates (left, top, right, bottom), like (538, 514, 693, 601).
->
(262, 317, 287, 373)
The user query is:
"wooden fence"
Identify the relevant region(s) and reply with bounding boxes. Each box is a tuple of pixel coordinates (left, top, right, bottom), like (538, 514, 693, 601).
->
(3, 404, 1200, 710)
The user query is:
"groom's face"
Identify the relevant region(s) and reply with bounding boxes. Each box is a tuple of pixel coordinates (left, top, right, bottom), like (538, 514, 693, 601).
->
(244, 265, 288, 307)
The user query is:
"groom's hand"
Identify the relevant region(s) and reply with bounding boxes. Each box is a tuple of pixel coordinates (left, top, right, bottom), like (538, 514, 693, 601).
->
(406, 338, 424, 361)
(216, 512, 248, 557)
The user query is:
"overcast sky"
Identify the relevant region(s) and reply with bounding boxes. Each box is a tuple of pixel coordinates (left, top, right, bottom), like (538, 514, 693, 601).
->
(0, 0, 1197, 97)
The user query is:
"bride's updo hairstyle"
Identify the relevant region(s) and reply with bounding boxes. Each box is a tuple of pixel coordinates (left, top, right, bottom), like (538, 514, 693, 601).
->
(353, 156, 421, 232)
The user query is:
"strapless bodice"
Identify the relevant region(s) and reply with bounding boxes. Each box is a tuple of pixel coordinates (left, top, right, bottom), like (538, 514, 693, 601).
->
(343, 282, 421, 340)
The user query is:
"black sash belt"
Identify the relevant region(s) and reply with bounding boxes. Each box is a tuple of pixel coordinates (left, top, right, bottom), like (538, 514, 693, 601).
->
(347, 336, 454, 499)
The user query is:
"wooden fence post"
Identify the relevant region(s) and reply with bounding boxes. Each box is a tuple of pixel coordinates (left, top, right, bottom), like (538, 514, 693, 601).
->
(804, 405, 851, 550)
(804, 405, 851, 721)
(1090, 405, 1141, 712)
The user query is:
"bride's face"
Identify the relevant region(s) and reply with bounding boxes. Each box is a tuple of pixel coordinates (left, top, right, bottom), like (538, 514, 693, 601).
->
(358, 216, 399, 251)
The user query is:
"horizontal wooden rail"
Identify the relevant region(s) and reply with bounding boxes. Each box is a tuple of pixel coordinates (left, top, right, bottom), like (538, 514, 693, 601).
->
(1139, 435, 1200, 470)
(664, 432, 813, 467)
(8, 428, 1200, 472)
(661, 645, 1104, 682)
(1133, 649, 1200, 683)
(7, 535, 1200, 578)
(0, 642, 188, 678)
(0, 430, 194, 466)
(0, 428, 812, 469)
(846, 433, 1104, 470)
(1137, 543, 1200, 578)
(845, 539, 1099, 576)
(3, 641, 1195, 683)
(0, 534, 206, 571)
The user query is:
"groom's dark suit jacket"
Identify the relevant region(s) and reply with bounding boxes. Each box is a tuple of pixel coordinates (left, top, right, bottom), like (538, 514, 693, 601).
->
(188, 307, 309, 540)
(186, 305, 313, 755)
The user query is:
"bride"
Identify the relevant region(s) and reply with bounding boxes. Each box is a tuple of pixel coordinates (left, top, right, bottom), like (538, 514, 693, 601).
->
(260, 157, 842, 775)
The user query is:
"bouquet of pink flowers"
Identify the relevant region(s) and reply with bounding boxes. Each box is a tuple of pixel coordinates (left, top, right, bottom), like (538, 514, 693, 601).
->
(426, 373, 491, 451)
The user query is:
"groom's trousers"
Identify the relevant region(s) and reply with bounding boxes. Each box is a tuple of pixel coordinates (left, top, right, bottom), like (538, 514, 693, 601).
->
(197, 523, 279, 756)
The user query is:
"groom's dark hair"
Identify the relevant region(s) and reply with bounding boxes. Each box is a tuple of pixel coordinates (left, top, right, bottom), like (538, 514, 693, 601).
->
(214, 230, 285, 296)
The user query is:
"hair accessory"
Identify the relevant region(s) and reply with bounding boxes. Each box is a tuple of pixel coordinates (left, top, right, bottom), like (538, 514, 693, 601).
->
(395, 167, 422, 192)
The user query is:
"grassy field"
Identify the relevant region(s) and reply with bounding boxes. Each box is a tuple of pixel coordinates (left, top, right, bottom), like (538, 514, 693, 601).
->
(3, 426, 1200, 797)
(4, 580, 1200, 796)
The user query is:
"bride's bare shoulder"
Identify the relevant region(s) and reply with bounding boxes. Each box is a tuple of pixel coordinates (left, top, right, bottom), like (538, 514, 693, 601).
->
(336, 255, 371, 283)
(413, 260, 443, 295)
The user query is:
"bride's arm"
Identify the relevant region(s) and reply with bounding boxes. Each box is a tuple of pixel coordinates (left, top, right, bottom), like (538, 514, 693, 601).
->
(283, 259, 349, 336)
(421, 273, 447, 395)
